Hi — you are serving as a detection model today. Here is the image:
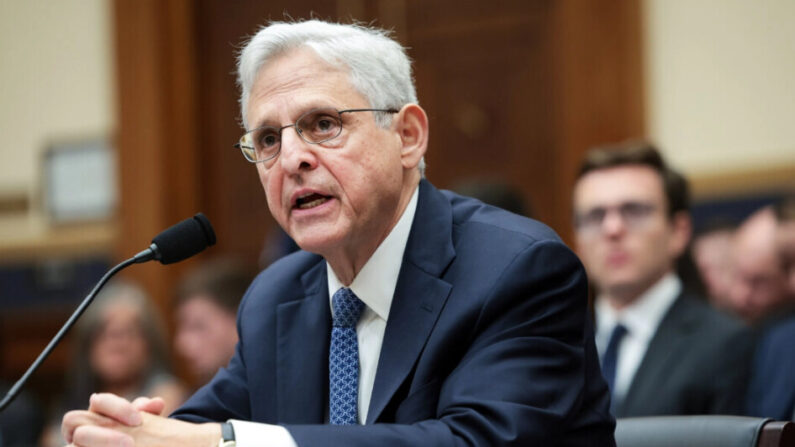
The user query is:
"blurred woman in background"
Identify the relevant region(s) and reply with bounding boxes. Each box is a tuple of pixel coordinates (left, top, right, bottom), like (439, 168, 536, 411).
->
(40, 280, 185, 446)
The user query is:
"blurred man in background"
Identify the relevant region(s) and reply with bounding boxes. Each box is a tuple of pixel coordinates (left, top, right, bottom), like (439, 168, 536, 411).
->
(692, 221, 736, 311)
(573, 142, 753, 417)
(728, 206, 794, 325)
(174, 259, 254, 386)
(746, 197, 795, 420)
(777, 197, 795, 293)
(452, 178, 532, 218)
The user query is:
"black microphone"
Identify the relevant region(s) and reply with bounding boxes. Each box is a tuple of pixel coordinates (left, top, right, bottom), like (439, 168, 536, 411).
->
(0, 213, 216, 413)
(134, 212, 217, 265)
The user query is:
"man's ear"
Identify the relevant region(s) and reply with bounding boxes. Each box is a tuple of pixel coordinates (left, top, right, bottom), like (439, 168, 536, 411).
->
(670, 211, 693, 258)
(393, 104, 428, 170)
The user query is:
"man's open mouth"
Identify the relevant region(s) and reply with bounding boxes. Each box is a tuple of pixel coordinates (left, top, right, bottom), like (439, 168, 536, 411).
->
(295, 193, 331, 209)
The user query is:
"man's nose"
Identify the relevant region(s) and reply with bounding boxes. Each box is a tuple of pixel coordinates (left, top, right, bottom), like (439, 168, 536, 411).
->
(601, 210, 627, 237)
(278, 126, 317, 172)
(729, 278, 752, 304)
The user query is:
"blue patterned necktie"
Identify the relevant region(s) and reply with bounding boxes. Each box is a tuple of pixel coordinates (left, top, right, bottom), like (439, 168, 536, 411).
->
(329, 287, 365, 425)
(600, 323, 628, 408)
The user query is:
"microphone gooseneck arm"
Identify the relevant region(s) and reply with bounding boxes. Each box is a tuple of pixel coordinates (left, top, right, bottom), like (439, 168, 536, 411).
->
(133, 243, 161, 264)
(0, 256, 137, 412)
(0, 213, 215, 413)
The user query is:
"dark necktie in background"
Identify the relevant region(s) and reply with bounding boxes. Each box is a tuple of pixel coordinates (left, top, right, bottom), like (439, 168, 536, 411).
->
(329, 288, 365, 425)
(600, 323, 628, 412)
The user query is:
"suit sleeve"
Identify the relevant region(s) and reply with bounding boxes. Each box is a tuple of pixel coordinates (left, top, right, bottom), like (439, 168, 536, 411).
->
(746, 320, 795, 419)
(286, 240, 614, 447)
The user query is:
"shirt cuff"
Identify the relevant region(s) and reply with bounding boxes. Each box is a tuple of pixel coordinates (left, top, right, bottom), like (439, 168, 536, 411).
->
(228, 420, 298, 447)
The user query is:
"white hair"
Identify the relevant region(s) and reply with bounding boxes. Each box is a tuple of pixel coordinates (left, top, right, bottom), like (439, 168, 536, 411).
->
(238, 20, 417, 128)
(237, 20, 425, 174)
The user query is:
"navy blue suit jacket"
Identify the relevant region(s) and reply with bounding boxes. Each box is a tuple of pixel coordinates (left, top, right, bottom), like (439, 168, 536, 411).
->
(747, 317, 795, 420)
(173, 180, 615, 446)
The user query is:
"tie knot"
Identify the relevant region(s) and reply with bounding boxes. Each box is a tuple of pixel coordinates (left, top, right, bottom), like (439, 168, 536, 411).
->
(332, 288, 365, 328)
(610, 323, 628, 341)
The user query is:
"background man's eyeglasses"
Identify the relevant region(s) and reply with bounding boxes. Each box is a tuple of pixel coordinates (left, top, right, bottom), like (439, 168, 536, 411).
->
(574, 201, 658, 235)
(235, 107, 398, 163)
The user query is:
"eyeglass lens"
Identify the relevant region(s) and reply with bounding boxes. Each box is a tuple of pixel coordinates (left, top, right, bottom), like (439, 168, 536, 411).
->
(240, 108, 344, 162)
(575, 201, 657, 233)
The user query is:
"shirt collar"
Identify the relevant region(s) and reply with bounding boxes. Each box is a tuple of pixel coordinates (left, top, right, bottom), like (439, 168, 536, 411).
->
(327, 185, 419, 321)
(596, 273, 682, 342)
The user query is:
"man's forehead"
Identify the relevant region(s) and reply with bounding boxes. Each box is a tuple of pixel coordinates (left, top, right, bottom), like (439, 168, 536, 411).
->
(575, 165, 665, 206)
(778, 221, 795, 247)
(737, 223, 780, 256)
(246, 49, 358, 125)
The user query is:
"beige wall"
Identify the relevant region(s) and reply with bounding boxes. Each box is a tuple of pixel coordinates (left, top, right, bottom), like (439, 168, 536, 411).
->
(643, 0, 795, 178)
(0, 0, 114, 240)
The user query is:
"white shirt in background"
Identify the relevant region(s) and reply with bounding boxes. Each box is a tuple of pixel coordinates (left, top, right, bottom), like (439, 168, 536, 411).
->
(595, 273, 681, 403)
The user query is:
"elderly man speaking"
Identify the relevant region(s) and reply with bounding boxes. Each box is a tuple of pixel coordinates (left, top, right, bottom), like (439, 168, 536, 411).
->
(62, 20, 614, 447)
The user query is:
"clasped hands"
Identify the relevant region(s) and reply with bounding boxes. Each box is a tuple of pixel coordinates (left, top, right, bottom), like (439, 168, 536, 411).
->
(61, 393, 220, 447)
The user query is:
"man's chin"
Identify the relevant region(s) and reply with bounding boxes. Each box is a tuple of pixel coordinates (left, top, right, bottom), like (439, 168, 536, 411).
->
(290, 232, 341, 256)
(601, 279, 647, 302)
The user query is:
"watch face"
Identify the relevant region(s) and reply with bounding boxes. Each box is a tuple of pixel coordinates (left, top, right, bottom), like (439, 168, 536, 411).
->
(221, 422, 235, 444)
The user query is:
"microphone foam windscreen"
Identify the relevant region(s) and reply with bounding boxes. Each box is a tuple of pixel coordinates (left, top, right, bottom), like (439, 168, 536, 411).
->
(151, 213, 217, 264)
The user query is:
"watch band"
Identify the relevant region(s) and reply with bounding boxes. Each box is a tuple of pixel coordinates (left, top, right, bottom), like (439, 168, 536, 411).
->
(219, 422, 236, 447)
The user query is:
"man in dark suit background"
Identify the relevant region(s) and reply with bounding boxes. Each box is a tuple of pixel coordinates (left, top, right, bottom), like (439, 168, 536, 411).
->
(572, 142, 753, 417)
(746, 197, 795, 420)
(728, 205, 794, 325)
(61, 20, 614, 446)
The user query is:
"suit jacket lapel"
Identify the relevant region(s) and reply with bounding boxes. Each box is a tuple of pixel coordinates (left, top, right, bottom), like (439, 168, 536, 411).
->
(366, 180, 455, 424)
(276, 260, 331, 423)
(617, 294, 695, 416)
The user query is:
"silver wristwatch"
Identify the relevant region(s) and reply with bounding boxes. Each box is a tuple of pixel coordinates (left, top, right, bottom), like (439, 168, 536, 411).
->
(219, 422, 236, 447)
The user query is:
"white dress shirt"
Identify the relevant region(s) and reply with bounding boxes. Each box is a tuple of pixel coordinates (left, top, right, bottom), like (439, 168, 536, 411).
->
(594, 273, 681, 403)
(230, 186, 419, 446)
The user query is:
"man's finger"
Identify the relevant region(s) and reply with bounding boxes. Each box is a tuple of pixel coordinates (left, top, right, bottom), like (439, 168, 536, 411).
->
(72, 425, 134, 447)
(132, 396, 166, 415)
(61, 410, 119, 444)
(131, 396, 151, 408)
(88, 393, 142, 426)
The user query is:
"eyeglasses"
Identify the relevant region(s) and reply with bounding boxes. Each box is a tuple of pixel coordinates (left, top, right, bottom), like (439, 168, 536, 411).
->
(235, 107, 399, 163)
(574, 201, 658, 235)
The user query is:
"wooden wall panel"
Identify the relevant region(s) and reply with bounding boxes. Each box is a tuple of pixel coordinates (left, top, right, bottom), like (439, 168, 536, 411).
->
(549, 0, 645, 242)
(113, 0, 201, 322)
(406, 1, 556, 226)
